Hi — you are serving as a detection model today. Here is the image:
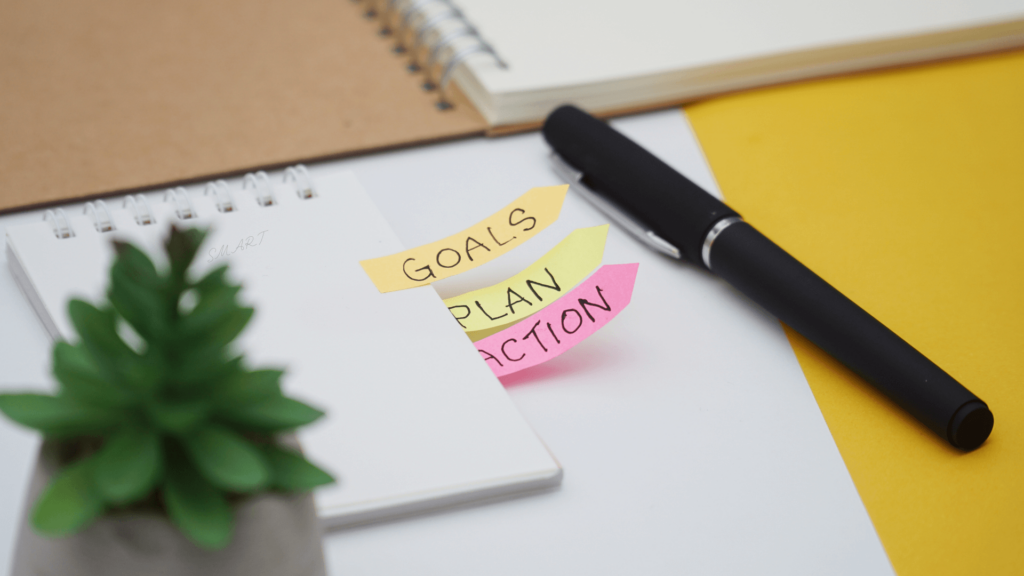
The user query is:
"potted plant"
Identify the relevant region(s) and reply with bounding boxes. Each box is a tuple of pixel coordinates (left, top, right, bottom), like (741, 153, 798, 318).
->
(1, 227, 334, 576)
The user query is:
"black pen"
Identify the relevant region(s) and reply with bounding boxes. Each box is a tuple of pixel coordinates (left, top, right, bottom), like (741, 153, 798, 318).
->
(542, 105, 993, 451)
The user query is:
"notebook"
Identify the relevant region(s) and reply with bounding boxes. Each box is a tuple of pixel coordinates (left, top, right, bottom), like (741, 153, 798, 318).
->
(3, 0, 1023, 214)
(4, 168, 562, 529)
(411, 0, 1024, 126)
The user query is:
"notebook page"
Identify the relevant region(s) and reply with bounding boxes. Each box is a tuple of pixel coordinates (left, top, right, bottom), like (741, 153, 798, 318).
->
(456, 0, 1024, 94)
(4, 171, 561, 526)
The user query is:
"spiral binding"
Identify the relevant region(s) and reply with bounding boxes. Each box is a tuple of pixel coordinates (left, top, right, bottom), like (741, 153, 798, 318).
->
(242, 171, 276, 207)
(84, 200, 116, 233)
(164, 187, 198, 220)
(204, 180, 235, 213)
(356, 0, 507, 110)
(124, 194, 156, 227)
(44, 209, 75, 239)
(403, 4, 461, 68)
(284, 165, 317, 199)
(43, 165, 316, 239)
(395, 0, 453, 57)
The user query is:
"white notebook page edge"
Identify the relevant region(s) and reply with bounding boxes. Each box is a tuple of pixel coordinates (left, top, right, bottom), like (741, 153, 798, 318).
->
(454, 0, 1024, 93)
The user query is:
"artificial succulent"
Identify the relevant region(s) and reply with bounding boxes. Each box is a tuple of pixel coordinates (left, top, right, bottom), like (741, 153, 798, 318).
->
(0, 226, 333, 549)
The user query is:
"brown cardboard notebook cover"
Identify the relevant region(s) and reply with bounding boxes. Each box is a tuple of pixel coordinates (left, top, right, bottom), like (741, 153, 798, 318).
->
(0, 0, 488, 213)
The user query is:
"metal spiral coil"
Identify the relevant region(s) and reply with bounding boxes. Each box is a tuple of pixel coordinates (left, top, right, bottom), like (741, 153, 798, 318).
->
(84, 200, 116, 233)
(41, 164, 311, 240)
(243, 171, 277, 207)
(283, 165, 317, 200)
(204, 180, 236, 213)
(164, 187, 198, 220)
(43, 209, 75, 239)
(123, 194, 156, 227)
(355, 0, 506, 110)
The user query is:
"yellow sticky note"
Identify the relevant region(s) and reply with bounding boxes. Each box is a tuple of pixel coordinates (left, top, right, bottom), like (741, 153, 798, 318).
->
(444, 225, 609, 341)
(360, 185, 569, 293)
(687, 48, 1024, 576)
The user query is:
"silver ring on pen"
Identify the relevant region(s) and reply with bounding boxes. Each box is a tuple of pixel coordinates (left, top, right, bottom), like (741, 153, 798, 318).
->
(702, 216, 743, 270)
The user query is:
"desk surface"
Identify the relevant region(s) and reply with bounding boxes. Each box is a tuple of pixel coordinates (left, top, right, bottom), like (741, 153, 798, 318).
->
(4, 43, 1019, 567)
(689, 48, 1024, 576)
(4, 45, 1019, 576)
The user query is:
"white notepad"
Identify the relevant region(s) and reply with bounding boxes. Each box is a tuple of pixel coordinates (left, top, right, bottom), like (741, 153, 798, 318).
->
(4, 170, 562, 528)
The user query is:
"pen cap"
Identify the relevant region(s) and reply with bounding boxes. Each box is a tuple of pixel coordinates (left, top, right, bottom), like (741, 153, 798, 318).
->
(543, 105, 738, 265)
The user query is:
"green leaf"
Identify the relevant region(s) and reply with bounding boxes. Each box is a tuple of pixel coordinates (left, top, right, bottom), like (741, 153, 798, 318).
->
(108, 265, 167, 341)
(169, 347, 228, 386)
(146, 399, 211, 434)
(66, 300, 157, 393)
(164, 445, 233, 550)
(263, 444, 334, 492)
(192, 264, 229, 293)
(0, 394, 121, 437)
(216, 369, 283, 405)
(118, 352, 162, 394)
(92, 428, 162, 504)
(168, 354, 242, 393)
(218, 396, 324, 432)
(32, 455, 105, 536)
(67, 300, 136, 368)
(179, 307, 253, 350)
(175, 287, 241, 336)
(52, 342, 132, 407)
(181, 425, 268, 492)
(191, 284, 242, 318)
(165, 227, 208, 282)
(111, 241, 161, 288)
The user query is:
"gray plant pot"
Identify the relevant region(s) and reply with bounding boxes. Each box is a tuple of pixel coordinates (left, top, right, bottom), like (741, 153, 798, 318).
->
(11, 442, 327, 576)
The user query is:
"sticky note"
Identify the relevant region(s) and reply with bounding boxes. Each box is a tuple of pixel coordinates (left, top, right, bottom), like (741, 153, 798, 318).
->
(444, 225, 609, 341)
(360, 185, 569, 292)
(475, 263, 638, 378)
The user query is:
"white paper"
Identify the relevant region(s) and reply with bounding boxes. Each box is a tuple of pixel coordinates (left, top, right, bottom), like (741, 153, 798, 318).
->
(310, 109, 894, 575)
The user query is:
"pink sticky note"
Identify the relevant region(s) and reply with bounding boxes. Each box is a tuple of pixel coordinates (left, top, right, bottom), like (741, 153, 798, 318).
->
(475, 263, 639, 378)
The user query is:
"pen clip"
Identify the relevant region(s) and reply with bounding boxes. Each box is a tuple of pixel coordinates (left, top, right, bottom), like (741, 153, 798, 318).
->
(549, 152, 681, 260)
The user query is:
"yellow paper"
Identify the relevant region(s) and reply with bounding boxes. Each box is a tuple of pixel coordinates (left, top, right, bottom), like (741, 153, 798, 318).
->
(687, 48, 1024, 576)
(360, 185, 569, 292)
(444, 225, 608, 340)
